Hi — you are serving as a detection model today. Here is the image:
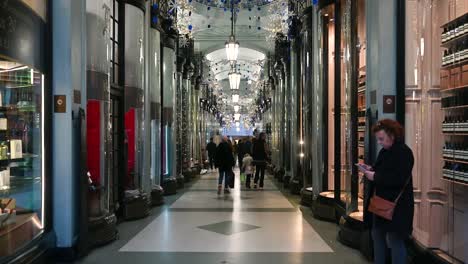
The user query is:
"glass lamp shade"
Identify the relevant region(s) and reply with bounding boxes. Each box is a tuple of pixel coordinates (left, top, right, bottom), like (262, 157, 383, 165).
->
(228, 71, 241, 90)
(234, 114, 241, 120)
(225, 35, 240, 61)
(234, 105, 240, 112)
(232, 94, 239, 103)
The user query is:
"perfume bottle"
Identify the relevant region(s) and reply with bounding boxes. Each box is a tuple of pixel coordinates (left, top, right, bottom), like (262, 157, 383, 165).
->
(0, 142, 8, 160)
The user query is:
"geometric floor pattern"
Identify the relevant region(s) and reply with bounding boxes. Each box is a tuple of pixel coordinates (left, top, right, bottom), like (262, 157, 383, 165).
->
(75, 167, 370, 263)
(197, 220, 261, 236)
(119, 169, 334, 253)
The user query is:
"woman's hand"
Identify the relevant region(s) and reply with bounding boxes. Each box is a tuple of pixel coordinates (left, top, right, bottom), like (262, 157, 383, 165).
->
(364, 170, 375, 181)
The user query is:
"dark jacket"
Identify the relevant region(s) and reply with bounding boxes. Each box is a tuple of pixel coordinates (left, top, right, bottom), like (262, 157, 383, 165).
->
(207, 142, 217, 157)
(243, 140, 252, 155)
(237, 141, 245, 158)
(252, 139, 267, 161)
(364, 142, 414, 237)
(215, 142, 235, 169)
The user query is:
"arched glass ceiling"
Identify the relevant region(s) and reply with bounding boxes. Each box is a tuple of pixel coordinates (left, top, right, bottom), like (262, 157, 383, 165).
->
(205, 47, 265, 81)
(194, 0, 280, 9)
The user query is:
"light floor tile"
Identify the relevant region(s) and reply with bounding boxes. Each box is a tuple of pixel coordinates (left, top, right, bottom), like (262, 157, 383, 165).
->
(170, 190, 295, 209)
(119, 212, 334, 253)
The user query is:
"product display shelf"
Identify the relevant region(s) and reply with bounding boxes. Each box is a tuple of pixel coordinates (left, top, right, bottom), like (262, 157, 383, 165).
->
(441, 58, 468, 70)
(442, 177, 468, 186)
(0, 213, 42, 256)
(442, 104, 468, 110)
(441, 33, 468, 49)
(441, 85, 468, 93)
(442, 158, 468, 165)
(441, 13, 468, 187)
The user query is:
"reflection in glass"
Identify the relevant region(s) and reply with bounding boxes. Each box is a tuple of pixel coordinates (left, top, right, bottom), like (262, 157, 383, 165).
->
(162, 43, 176, 178)
(86, 0, 112, 217)
(149, 28, 161, 186)
(339, 0, 353, 212)
(124, 4, 145, 190)
(0, 59, 44, 256)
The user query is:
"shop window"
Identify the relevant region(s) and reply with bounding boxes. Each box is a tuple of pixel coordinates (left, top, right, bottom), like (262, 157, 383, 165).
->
(0, 59, 45, 257)
(405, 0, 468, 262)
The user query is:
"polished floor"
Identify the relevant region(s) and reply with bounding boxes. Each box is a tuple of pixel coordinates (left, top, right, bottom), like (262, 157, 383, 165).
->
(74, 169, 370, 264)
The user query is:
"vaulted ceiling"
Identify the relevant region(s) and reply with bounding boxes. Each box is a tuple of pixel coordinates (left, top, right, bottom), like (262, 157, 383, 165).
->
(175, 0, 289, 125)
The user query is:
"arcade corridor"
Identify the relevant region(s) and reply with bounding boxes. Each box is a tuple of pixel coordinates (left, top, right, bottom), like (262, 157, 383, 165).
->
(74, 170, 367, 264)
(0, 0, 467, 264)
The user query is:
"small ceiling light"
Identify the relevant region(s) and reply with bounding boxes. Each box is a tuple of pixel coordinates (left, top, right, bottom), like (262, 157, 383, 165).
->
(232, 94, 239, 103)
(247, 79, 252, 85)
(234, 105, 240, 112)
(229, 68, 241, 90)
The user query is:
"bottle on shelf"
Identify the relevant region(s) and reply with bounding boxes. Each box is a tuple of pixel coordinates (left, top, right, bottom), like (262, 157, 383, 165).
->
(463, 16, 468, 35)
(442, 26, 449, 43)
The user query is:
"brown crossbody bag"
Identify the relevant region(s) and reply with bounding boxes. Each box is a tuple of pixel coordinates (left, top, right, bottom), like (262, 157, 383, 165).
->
(368, 176, 411, 221)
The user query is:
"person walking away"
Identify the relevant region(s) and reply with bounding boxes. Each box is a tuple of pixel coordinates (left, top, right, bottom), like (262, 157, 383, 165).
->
(226, 139, 236, 188)
(237, 139, 245, 171)
(206, 138, 217, 171)
(243, 137, 252, 156)
(358, 119, 414, 264)
(252, 132, 268, 190)
(215, 136, 235, 194)
(242, 153, 254, 189)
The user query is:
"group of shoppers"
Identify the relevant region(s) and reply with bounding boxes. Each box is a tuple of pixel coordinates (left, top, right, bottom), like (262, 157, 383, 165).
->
(206, 131, 270, 194)
(206, 119, 415, 264)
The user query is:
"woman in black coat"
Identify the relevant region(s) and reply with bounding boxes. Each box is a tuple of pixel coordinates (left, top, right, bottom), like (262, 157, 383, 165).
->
(252, 132, 268, 189)
(361, 119, 414, 264)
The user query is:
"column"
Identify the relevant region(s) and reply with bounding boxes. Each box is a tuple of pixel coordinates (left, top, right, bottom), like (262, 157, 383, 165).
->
(52, 0, 86, 248)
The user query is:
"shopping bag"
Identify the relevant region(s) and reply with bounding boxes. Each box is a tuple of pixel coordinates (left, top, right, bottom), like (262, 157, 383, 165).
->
(240, 173, 246, 183)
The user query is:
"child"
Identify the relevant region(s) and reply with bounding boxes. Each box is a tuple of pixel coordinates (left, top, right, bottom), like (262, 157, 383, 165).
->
(242, 153, 254, 189)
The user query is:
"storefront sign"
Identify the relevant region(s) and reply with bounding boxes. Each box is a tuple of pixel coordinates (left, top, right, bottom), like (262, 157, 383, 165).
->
(0, 0, 45, 71)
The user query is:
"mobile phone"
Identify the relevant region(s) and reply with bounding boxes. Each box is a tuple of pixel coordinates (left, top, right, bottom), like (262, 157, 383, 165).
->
(355, 163, 368, 172)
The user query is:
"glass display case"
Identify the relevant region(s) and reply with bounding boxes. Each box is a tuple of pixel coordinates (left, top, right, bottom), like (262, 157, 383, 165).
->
(0, 0, 48, 258)
(122, 2, 149, 219)
(0, 60, 45, 257)
(161, 33, 178, 195)
(338, 0, 353, 214)
(149, 27, 161, 187)
(124, 4, 145, 191)
(312, 2, 338, 222)
(312, 0, 367, 231)
(85, 0, 118, 246)
(300, 9, 313, 191)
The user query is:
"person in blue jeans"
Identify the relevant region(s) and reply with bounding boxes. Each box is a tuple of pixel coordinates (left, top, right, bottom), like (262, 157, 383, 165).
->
(215, 136, 235, 194)
(361, 119, 414, 264)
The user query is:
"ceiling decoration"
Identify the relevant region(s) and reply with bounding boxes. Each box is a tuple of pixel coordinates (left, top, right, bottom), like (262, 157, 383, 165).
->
(194, 0, 280, 9)
(205, 47, 265, 82)
(164, 0, 298, 127)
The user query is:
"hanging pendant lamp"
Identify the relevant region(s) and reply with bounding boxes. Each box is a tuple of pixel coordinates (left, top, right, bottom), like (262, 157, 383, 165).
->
(228, 66, 241, 90)
(225, 1, 240, 62)
(232, 94, 239, 103)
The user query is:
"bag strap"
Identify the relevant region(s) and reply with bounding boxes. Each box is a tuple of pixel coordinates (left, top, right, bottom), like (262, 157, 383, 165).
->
(394, 176, 412, 203)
